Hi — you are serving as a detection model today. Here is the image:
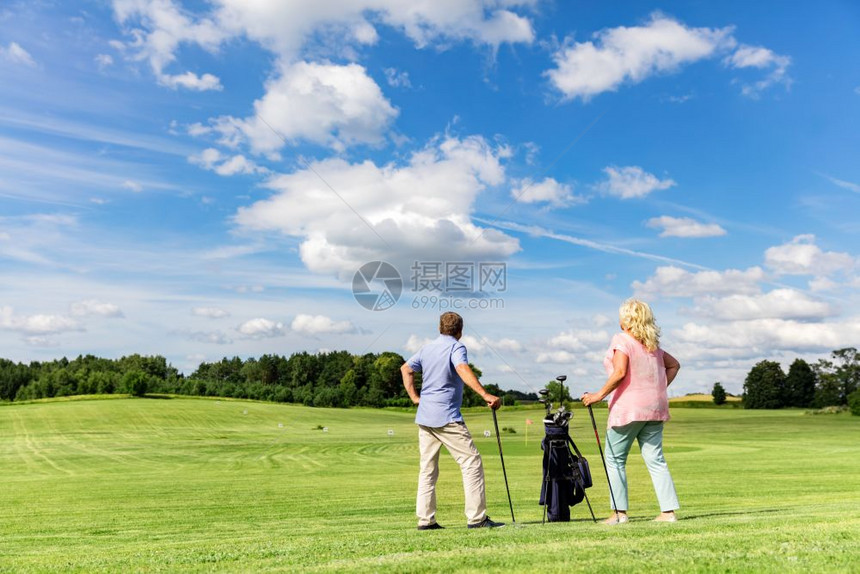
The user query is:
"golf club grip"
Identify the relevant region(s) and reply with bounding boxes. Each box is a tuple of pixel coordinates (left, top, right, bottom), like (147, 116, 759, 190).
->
(492, 409, 516, 523)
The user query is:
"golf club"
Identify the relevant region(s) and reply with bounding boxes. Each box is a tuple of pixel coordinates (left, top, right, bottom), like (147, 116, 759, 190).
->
(492, 408, 516, 523)
(587, 405, 619, 514)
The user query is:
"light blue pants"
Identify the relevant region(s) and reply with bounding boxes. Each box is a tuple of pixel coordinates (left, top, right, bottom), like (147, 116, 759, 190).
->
(605, 421, 680, 512)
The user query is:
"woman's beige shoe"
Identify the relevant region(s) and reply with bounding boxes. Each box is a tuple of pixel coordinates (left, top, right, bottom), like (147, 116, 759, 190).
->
(603, 513, 629, 525)
(653, 513, 677, 522)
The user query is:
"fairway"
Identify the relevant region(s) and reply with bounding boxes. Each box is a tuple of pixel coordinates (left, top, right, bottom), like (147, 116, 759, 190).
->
(1, 397, 859, 573)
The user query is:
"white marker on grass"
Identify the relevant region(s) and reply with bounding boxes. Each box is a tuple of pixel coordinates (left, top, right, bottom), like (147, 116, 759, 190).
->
(387, 429, 394, 436)
(483, 430, 491, 437)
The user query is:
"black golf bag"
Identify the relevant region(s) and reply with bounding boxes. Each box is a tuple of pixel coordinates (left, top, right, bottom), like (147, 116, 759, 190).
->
(539, 423, 594, 522)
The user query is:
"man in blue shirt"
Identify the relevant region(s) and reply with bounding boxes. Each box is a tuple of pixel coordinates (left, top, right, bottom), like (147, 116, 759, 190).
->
(401, 312, 504, 530)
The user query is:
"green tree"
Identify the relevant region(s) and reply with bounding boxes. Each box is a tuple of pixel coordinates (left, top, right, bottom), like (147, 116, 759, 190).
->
(813, 360, 843, 407)
(0, 359, 33, 401)
(743, 360, 786, 409)
(120, 370, 150, 397)
(545, 380, 573, 408)
(712, 382, 727, 405)
(785, 358, 816, 408)
(848, 389, 860, 416)
(832, 348, 859, 403)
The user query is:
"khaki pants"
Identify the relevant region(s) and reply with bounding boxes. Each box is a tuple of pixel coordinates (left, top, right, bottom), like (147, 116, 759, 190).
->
(416, 422, 487, 526)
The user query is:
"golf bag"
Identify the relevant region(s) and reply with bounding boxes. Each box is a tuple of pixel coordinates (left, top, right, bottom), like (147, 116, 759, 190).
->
(539, 423, 594, 522)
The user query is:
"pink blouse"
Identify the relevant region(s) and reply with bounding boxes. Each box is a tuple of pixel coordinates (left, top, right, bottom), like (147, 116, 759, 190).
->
(603, 332, 670, 428)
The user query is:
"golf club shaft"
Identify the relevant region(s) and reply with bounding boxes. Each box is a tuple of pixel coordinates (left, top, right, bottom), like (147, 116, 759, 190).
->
(492, 409, 516, 523)
(588, 405, 619, 513)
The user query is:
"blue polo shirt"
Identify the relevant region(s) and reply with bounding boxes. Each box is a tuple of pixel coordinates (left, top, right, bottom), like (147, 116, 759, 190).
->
(406, 334, 469, 427)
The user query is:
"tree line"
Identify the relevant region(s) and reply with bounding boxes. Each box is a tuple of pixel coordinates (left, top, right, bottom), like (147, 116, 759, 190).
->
(0, 352, 536, 408)
(738, 348, 859, 412)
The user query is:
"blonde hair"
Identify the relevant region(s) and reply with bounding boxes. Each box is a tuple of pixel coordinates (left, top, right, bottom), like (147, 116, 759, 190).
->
(619, 298, 660, 351)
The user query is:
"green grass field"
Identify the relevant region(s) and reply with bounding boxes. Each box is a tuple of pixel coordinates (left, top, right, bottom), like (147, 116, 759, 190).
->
(2, 397, 859, 573)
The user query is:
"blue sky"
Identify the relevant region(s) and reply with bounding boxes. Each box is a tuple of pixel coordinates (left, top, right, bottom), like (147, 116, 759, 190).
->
(1, 0, 859, 397)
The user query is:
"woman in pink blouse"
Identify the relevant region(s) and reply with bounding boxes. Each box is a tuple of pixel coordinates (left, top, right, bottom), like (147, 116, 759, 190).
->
(581, 299, 681, 524)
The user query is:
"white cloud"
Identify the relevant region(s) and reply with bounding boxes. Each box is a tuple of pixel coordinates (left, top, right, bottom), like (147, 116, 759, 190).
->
(214, 0, 535, 54)
(545, 14, 735, 100)
(691, 289, 834, 321)
(191, 306, 230, 319)
(114, 1, 536, 147)
(405, 334, 434, 354)
(25, 336, 59, 347)
(599, 166, 676, 199)
(461, 335, 524, 354)
(160, 71, 222, 91)
(820, 173, 860, 194)
(724, 44, 791, 97)
(209, 61, 398, 153)
(236, 317, 286, 338)
(111, 0, 225, 91)
(384, 67, 412, 88)
(186, 330, 232, 345)
(189, 148, 267, 176)
(122, 180, 143, 193)
(536, 350, 577, 364)
(647, 216, 726, 238)
(764, 235, 855, 277)
(234, 134, 519, 278)
(809, 277, 838, 292)
(0, 306, 81, 335)
(290, 314, 356, 335)
(511, 177, 583, 207)
(94, 53, 114, 70)
(70, 299, 124, 318)
(633, 266, 765, 299)
(189, 147, 221, 168)
(0, 42, 36, 66)
(726, 44, 780, 68)
(547, 328, 610, 352)
(674, 317, 860, 355)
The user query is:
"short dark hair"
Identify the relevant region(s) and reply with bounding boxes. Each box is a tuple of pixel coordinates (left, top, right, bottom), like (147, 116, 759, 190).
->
(439, 312, 463, 337)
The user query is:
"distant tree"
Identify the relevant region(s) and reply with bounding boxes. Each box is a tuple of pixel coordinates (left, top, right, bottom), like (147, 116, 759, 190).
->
(120, 370, 150, 397)
(545, 380, 573, 408)
(0, 359, 33, 401)
(785, 359, 816, 408)
(812, 348, 860, 407)
(504, 389, 538, 403)
(832, 348, 859, 403)
(813, 360, 844, 407)
(712, 382, 727, 405)
(743, 360, 786, 409)
(848, 389, 860, 417)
